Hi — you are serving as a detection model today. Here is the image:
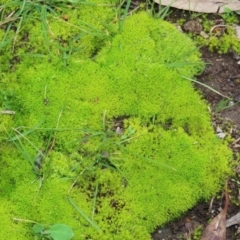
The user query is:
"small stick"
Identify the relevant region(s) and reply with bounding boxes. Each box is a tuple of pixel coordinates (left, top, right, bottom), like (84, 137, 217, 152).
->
(210, 25, 229, 34)
(13, 218, 38, 224)
(0, 110, 15, 115)
(232, 137, 240, 145)
(47, 109, 62, 154)
(230, 75, 240, 80)
(68, 169, 86, 193)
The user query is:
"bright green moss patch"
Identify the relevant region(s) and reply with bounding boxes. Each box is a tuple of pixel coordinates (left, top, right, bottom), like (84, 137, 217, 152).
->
(0, 9, 231, 240)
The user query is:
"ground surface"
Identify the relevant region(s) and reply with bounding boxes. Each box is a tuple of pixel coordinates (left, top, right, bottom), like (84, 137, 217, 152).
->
(152, 23, 240, 240)
(2, 2, 240, 238)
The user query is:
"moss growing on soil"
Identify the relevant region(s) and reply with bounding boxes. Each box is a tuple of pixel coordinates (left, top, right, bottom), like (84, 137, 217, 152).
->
(195, 27, 240, 54)
(0, 6, 231, 240)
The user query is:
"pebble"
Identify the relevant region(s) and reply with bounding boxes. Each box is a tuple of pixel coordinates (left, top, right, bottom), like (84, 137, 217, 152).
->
(217, 132, 226, 139)
(229, 101, 235, 107)
(234, 25, 240, 39)
(183, 20, 202, 34)
(200, 31, 209, 39)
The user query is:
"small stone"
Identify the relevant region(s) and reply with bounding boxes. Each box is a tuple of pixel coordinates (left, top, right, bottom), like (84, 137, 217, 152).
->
(200, 31, 209, 39)
(229, 101, 234, 107)
(217, 132, 226, 139)
(116, 126, 123, 135)
(216, 126, 223, 133)
(234, 25, 240, 39)
(183, 20, 202, 34)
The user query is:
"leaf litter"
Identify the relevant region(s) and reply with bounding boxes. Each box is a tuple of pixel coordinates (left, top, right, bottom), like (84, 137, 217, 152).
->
(200, 179, 229, 240)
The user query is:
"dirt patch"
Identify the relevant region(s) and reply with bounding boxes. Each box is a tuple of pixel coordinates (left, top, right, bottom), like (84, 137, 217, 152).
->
(198, 47, 240, 128)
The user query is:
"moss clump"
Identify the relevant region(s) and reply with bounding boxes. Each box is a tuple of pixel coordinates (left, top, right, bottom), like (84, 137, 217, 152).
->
(0, 0, 118, 69)
(194, 27, 240, 54)
(0, 10, 231, 240)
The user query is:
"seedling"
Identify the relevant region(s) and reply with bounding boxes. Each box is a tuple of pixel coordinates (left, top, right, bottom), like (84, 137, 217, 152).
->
(215, 99, 240, 113)
(32, 223, 74, 240)
(0, 90, 15, 110)
(12, 218, 74, 240)
(120, 125, 135, 141)
(215, 98, 232, 113)
(222, 7, 238, 24)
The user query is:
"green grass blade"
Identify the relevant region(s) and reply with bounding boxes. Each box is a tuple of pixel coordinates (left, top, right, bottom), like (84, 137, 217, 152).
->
(12, 16, 23, 52)
(118, 0, 131, 32)
(41, 5, 50, 54)
(8, 121, 43, 142)
(155, 4, 171, 20)
(5, 129, 34, 168)
(166, 62, 203, 67)
(19, 0, 26, 15)
(68, 197, 101, 231)
(91, 184, 98, 220)
(216, 99, 240, 113)
(215, 98, 231, 113)
(181, 75, 231, 99)
(11, 128, 44, 155)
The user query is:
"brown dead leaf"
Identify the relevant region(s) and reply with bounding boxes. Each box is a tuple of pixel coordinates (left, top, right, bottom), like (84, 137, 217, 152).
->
(226, 212, 240, 227)
(200, 179, 229, 240)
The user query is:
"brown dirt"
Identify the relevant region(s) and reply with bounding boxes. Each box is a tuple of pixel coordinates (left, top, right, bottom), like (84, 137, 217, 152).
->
(151, 10, 240, 240)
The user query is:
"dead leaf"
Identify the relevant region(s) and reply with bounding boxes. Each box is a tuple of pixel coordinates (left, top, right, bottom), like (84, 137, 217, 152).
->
(154, 0, 240, 13)
(226, 212, 240, 227)
(200, 179, 229, 240)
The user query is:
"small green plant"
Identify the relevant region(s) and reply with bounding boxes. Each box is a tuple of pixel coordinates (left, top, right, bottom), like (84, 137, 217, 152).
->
(146, 0, 172, 20)
(33, 223, 74, 240)
(192, 225, 203, 240)
(68, 197, 101, 231)
(194, 26, 240, 54)
(0, 90, 16, 110)
(215, 98, 232, 113)
(222, 7, 239, 24)
(215, 98, 240, 113)
(13, 218, 74, 240)
(199, 14, 214, 32)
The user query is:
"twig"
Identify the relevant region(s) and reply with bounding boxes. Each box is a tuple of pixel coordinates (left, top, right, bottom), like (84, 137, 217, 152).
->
(47, 109, 62, 154)
(0, 17, 19, 27)
(68, 169, 86, 193)
(0, 110, 15, 115)
(230, 75, 240, 80)
(210, 25, 229, 34)
(232, 137, 240, 145)
(13, 218, 38, 224)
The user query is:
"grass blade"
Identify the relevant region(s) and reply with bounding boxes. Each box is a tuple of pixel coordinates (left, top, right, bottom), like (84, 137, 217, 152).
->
(181, 75, 231, 99)
(91, 184, 98, 220)
(68, 196, 101, 231)
(8, 121, 43, 142)
(118, 0, 131, 32)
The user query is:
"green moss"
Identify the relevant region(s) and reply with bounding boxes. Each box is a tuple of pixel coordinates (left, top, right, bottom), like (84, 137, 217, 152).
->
(0, 10, 232, 240)
(193, 24, 240, 54)
(0, 0, 118, 64)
